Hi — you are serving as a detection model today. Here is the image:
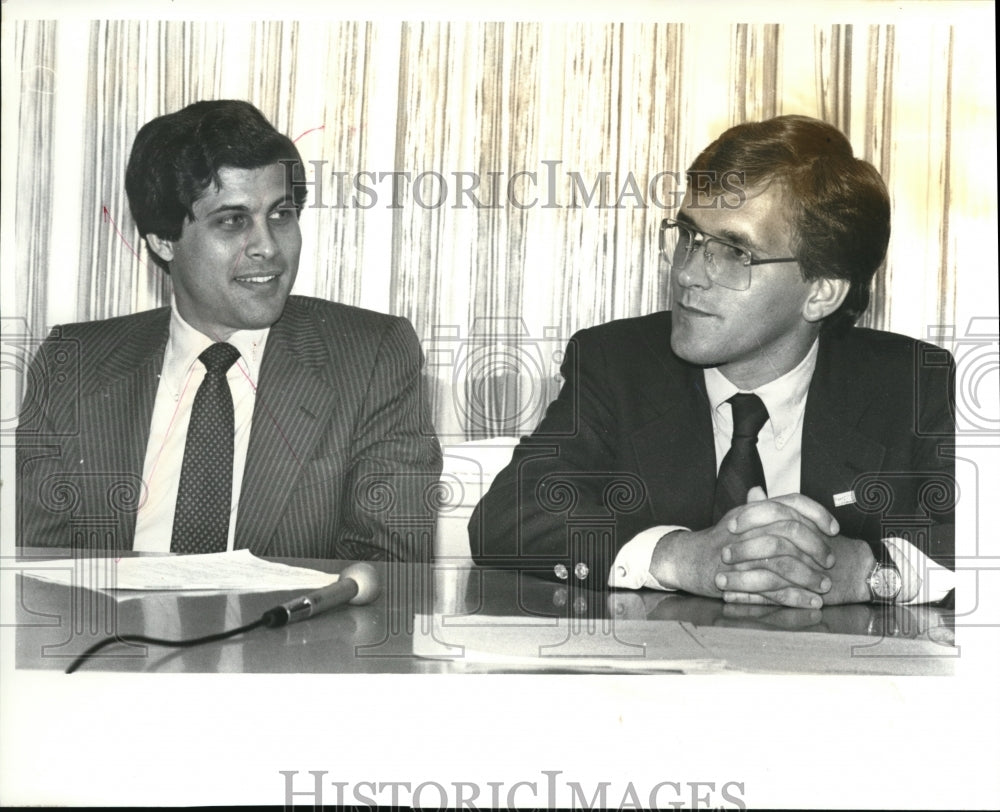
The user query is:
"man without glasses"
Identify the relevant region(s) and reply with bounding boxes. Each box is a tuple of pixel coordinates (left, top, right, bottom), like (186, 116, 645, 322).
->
(17, 99, 442, 561)
(472, 115, 954, 607)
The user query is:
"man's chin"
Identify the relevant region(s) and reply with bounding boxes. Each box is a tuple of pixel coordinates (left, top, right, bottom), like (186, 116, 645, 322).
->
(244, 309, 287, 331)
(233, 298, 291, 332)
(670, 331, 718, 367)
(670, 327, 706, 364)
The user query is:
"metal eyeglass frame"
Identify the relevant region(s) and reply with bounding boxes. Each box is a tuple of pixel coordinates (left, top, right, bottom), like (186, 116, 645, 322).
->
(659, 217, 798, 291)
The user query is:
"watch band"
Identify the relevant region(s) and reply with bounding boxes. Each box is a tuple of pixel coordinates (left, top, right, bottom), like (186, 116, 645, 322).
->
(866, 538, 894, 567)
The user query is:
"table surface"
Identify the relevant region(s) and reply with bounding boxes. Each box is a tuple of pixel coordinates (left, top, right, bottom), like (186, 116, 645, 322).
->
(10, 551, 957, 675)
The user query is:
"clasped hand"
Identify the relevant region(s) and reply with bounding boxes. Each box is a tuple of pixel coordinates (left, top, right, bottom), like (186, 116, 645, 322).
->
(716, 486, 838, 607)
(654, 487, 871, 608)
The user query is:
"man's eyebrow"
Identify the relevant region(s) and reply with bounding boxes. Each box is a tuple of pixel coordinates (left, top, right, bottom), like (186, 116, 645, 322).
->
(202, 203, 250, 217)
(676, 211, 741, 241)
(716, 226, 761, 253)
(677, 210, 766, 254)
(201, 195, 297, 217)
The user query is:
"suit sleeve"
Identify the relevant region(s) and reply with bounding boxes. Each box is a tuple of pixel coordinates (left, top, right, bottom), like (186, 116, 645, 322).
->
(337, 317, 443, 563)
(15, 327, 79, 548)
(469, 328, 652, 588)
(815, 334, 955, 574)
(904, 341, 955, 569)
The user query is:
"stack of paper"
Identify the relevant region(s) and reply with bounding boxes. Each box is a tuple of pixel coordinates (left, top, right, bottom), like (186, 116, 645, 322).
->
(22, 550, 338, 592)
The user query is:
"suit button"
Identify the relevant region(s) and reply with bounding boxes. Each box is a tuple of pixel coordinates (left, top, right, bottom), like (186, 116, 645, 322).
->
(574, 562, 589, 580)
(554, 564, 568, 580)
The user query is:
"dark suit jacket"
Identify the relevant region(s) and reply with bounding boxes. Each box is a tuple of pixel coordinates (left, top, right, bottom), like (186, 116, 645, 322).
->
(16, 296, 443, 561)
(469, 311, 955, 586)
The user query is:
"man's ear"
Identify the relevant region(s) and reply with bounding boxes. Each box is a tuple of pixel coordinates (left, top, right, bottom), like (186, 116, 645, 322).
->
(145, 234, 175, 265)
(803, 276, 849, 323)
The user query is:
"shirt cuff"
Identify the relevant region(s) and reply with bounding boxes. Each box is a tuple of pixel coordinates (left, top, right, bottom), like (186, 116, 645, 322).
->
(608, 526, 687, 590)
(883, 536, 955, 604)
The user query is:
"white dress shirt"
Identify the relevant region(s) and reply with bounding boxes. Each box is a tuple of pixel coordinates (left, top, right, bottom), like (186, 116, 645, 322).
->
(133, 302, 269, 552)
(608, 339, 953, 603)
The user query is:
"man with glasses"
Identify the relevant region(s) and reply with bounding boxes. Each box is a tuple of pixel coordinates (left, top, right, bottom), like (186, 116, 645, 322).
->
(471, 115, 954, 607)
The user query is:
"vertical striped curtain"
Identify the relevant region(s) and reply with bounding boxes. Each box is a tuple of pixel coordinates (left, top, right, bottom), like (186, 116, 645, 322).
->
(11, 21, 58, 344)
(5, 21, 988, 440)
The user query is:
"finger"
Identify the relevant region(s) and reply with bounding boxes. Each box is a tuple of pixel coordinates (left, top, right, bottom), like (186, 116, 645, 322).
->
(731, 521, 835, 570)
(729, 493, 839, 537)
(746, 486, 767, 503)
(728, 499, 832, 537)
(768, 493, 840, 535)
(722, 586, 825, 610)
(722, 534, 816, 565)
(726, 557, 832, 593)
(718, 590, 773, 605)
(716, 569, 826, 607)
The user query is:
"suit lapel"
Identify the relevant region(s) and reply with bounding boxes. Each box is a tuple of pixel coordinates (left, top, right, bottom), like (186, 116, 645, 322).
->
(629, 325, 888, 533)
(629, 329, 717, 529)
(235, 304, 338, 554)
(81, 311, 168, 545)
(801, 334, 886, 532)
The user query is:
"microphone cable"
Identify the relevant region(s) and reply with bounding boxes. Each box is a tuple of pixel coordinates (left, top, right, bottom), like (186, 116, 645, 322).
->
(65, 562, 379, 673)
(65, 616, 267, 674)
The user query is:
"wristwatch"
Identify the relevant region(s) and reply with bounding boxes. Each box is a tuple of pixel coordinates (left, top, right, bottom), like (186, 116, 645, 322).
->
(865, 542, 902, 603)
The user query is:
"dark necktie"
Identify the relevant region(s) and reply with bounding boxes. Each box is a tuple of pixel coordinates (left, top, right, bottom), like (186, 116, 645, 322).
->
(712, 393, 769, 522)
(170, 342, 242, 554)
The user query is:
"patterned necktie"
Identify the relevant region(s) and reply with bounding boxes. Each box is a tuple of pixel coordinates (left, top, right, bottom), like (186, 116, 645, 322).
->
(712, 393, 769, 522)
(170, 342, 242, 554)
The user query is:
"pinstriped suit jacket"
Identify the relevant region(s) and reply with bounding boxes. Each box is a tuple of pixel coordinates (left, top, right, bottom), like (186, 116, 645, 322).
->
(16, 296, 443, 561)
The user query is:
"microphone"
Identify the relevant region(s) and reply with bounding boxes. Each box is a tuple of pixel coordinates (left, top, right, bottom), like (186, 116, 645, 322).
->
(260, 562, 380, 628)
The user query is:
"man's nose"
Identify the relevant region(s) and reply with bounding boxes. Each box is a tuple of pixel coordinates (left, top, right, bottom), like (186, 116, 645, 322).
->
(245, 218, 277, 258)
(674, 243, 712, 288)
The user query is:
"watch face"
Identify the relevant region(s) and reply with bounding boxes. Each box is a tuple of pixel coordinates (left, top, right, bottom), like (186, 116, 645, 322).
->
(871, 566, 902, 599)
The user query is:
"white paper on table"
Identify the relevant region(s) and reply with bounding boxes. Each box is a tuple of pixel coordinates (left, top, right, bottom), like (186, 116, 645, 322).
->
(21, 549, 338, 592)
(412, 613, 728, 673)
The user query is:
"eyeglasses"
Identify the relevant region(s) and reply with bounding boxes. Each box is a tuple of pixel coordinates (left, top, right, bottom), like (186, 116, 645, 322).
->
(659, 218, 798, 291)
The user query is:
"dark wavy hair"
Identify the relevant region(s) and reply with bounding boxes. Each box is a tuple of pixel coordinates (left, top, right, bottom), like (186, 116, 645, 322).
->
(125, 100, 307, 266)
(688, 115, 890, 334)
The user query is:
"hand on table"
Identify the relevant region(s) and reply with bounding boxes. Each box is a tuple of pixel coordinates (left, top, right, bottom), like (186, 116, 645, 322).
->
(719, 488, 873, 606)
(651, 487, 873, 608)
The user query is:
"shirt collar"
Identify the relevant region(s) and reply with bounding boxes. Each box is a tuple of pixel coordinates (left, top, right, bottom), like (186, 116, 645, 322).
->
(703, 338, 819, 448)
(160, 297, 270, 397)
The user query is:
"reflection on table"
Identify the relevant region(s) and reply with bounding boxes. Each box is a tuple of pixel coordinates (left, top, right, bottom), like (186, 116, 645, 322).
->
(11, 552, 956, 675)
